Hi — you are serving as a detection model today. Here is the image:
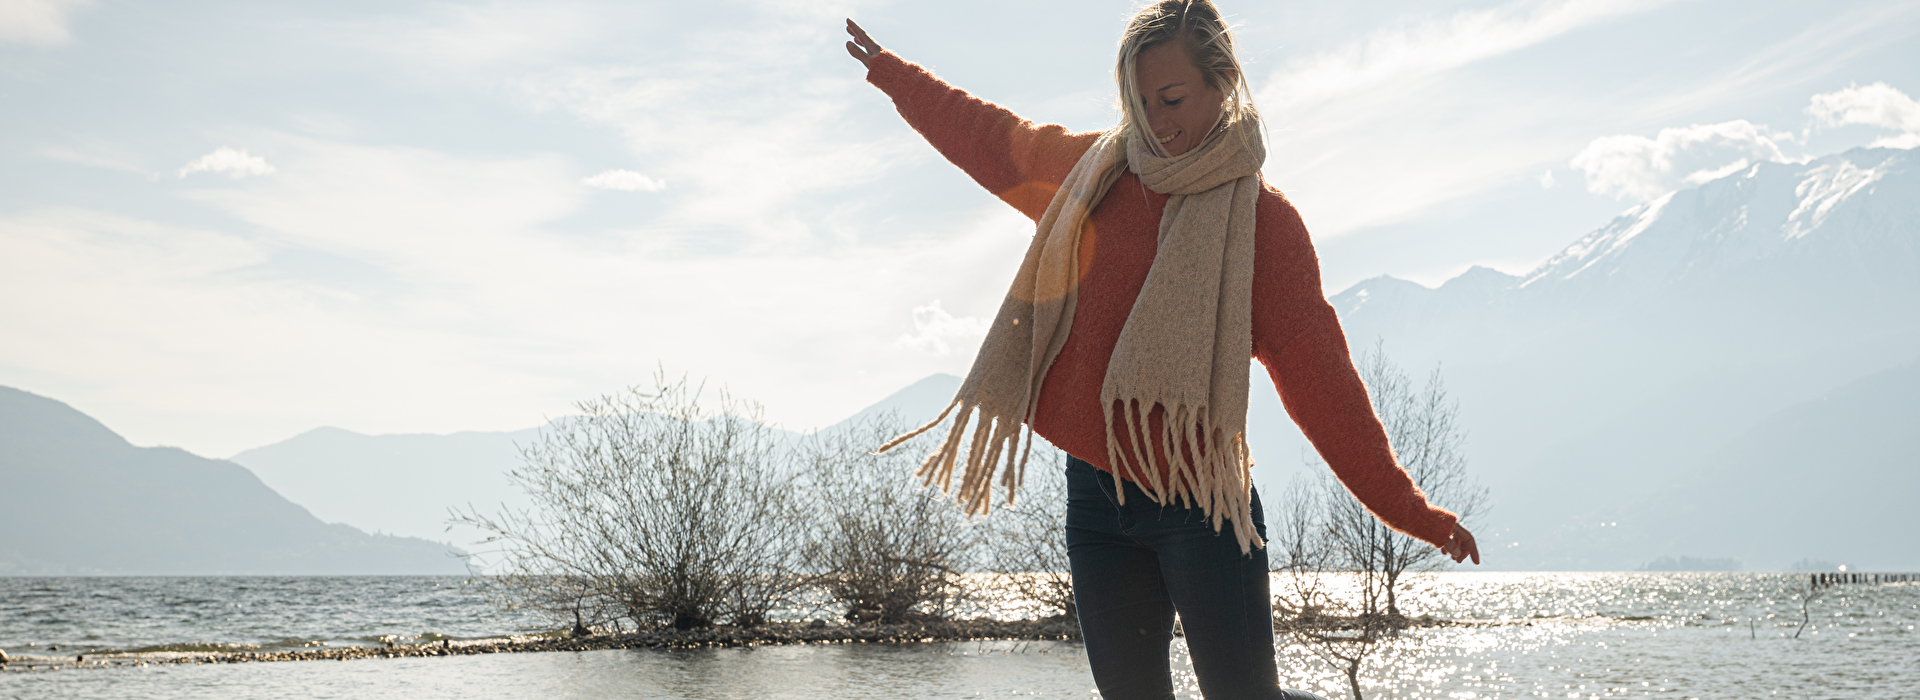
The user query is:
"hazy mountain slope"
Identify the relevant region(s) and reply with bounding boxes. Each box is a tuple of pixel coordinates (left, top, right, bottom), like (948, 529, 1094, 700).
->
(230, 426, 541, 544)
(1589, 355, 1920, 571)
(230, 404, 832, 545)
(825, 373, 962, 432)
(1308, 146, 1920, 570)
(0, 386, 466, 575)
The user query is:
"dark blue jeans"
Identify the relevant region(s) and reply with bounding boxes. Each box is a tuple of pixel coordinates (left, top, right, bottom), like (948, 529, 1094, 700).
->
(1065, 456, 1326, 700)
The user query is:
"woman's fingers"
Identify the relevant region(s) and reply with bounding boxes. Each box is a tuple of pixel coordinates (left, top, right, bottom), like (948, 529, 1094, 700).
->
(845, 18, 881, 58)
(1447, 523, 1481, 565)
(846, 19, 877, 50)
(843, 19, 873, 66)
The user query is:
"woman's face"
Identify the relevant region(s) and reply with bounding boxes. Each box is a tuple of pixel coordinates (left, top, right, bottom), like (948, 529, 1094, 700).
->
(1133, 41, 1228, 157)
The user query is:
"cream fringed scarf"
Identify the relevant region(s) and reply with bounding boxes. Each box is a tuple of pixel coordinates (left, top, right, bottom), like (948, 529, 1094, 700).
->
(878, 117, 1268, 553)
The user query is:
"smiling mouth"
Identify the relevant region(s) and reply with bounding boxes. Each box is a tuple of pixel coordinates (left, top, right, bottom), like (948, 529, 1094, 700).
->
(1157, 130, 1179, 146)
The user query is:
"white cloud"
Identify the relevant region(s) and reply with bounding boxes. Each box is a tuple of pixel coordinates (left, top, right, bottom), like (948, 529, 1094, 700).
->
(1538, 170, 1556, 189)
(582, 169, 666, 192)
(1569, 121, 1792, 200)
(511, 10, 921, 252)
(1808, 82, 1920, 148)
(1263, 0, 1670, 109)
(1251, 0, 1674, 240)
(178, 147, 276, 179)
(895, 300, 989, 356)
(0, 0, 88, 45)
(1564, 84, 1919, 205)
(348, 0, 602, 71)
(1866, 132, 1920, 150)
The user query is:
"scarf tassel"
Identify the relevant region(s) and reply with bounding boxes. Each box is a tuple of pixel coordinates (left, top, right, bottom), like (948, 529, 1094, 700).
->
(876, 398, 1034, 516)
(1101, 398, 1264, 554)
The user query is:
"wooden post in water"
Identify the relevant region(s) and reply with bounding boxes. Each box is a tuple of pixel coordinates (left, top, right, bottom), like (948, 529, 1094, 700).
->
(1813, 571, 1917, 585)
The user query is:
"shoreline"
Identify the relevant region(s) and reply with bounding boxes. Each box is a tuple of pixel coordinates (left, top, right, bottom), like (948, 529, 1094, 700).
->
(0, 618, 1084, 672)
(0, 615, 1690, 673)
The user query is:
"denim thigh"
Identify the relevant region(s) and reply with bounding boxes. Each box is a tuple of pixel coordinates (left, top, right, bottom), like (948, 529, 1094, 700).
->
(1064, 456, 1326, 700)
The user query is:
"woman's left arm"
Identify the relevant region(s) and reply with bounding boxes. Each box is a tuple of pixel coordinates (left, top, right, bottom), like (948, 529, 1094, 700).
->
(1250, 190, 1476, 561)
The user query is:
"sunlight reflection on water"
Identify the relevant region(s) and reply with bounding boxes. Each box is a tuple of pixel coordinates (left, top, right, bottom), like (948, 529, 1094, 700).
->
(2, 573, 1914, 699)
(1268, 573, 1919, 699)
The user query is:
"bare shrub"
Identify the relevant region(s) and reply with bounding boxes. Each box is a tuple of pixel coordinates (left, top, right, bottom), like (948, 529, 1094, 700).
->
(1283, 592, 1400, 700)
(452, 375, 804, 632)
(799, 413, 983, 624)
(1269, 478, 1329, 608)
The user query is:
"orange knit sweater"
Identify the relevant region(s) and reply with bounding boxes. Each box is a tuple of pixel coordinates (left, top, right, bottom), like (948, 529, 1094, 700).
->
(867, 51, 1457, 548)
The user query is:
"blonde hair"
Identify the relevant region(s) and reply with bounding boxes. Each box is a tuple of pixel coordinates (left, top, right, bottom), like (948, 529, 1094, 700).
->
(1115, 0, 1260, 156)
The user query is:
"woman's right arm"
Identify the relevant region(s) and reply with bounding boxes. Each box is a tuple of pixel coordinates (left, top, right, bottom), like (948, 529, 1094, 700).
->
(847, 20, 1094, 221)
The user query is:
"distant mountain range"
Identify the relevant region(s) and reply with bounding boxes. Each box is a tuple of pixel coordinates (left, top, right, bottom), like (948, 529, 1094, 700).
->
(0, 387, 466, 575)
(224, 376, 971, 548)
(231, 426, 542, 551)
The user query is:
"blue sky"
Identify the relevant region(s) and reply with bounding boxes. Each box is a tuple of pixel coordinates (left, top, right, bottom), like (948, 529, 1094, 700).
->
(2, 0, 1917, 457)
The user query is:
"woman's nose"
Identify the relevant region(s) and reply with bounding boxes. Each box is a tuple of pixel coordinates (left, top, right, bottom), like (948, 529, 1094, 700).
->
(1146, 110, 1170, 134)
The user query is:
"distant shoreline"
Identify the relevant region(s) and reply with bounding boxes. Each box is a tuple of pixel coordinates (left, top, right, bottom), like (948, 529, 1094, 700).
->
(1, 618, 1084, 672)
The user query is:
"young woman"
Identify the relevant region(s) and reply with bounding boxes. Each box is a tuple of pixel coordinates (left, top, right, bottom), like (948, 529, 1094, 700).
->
(845, 3, 1480, 698)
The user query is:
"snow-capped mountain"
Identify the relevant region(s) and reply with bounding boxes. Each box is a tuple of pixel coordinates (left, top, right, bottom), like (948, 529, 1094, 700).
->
(1333, 147, 1919, 363)
(1274, 146, 1920, 571)
(1521, 148, 1918, 296)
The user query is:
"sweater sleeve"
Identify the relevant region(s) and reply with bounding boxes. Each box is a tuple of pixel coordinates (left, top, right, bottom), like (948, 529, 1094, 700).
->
(866, 51, 1098, 221)
(1249, 188, 1459, 548)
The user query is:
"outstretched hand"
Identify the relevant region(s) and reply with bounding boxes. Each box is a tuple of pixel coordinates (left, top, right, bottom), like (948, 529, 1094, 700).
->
(1442, 522, 1481, 565)
(845, 19, 882, 67)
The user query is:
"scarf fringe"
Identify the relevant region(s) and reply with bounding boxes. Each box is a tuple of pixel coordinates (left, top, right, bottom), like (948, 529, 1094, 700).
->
(875, 398, 1033, 516)
(1102, 398, 1264, 554)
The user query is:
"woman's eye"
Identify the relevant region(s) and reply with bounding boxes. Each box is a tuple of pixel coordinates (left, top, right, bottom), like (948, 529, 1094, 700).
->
(1163, 98, 1183, 107)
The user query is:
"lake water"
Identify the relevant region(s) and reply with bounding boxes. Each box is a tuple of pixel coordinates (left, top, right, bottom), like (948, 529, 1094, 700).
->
(2, 573, 1914, 699)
